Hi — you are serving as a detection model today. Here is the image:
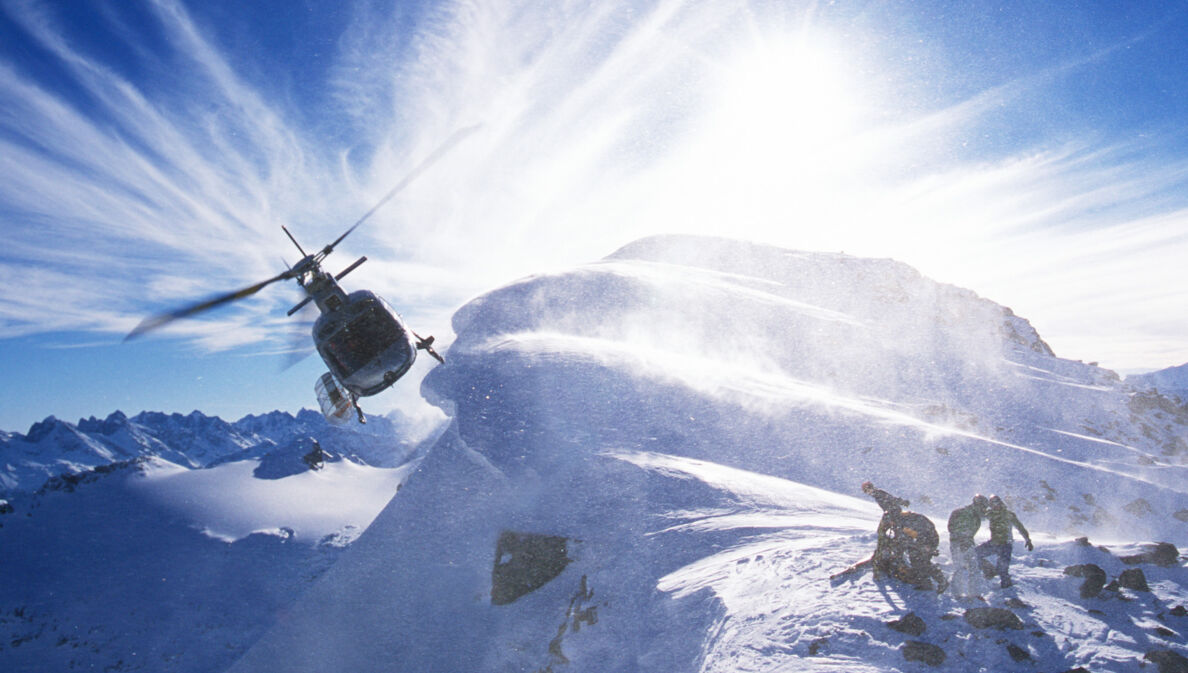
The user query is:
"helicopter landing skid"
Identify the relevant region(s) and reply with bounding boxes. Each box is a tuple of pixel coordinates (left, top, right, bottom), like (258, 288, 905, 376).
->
(414, 332, 445, 364)
(350, 395, 367, 424)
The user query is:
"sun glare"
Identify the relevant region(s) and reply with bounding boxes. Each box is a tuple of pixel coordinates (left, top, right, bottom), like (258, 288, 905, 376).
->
(717, 37, 864, 152)
(655, 31, 878, 247)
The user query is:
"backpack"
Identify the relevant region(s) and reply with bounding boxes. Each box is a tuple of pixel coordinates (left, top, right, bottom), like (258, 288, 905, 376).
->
(895, 512, 939, 550)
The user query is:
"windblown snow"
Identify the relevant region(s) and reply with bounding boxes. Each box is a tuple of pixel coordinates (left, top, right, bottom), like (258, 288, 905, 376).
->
(2, 235, 1185, 672)
(225, 235, 1187, 673)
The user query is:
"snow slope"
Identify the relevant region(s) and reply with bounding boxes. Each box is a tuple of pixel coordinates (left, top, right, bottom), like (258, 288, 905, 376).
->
(230, 235, 1188, 672)
(0, 411, 425, 672)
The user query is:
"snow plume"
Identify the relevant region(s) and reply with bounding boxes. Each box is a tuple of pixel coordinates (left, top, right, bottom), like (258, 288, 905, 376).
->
(436, 235, 1187, 541)
(230, 236, 1186, 673)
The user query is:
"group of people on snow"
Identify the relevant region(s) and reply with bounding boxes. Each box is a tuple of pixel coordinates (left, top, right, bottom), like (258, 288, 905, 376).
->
(854, 481, 1032, 598)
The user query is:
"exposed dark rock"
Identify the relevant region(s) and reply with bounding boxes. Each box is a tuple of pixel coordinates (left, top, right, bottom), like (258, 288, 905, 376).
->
(1056, 668, 1089, 673)
(1124, 498, 1154, 517)
(963, 608, 1023, 630)
(1064, 564, 1107, 598)
(901, 640, 945, 667)
(254, 437, 342, 480)
(35, 458, 147, 495)
(886, 612, 926, 637)
(1118, 567, 1150, 592)
(543, 575, 597, 667)
(302, 440, 326, 470)
(1155, 626, 1177, 639)
(1145, 649, 1188, 673)
(1122, 542, 1180, 567)
(808, 637, 828, 655)
(1171, 605, 1188, 617)
(491, 530, 572, 605)
(1006, 643, 1031, 661)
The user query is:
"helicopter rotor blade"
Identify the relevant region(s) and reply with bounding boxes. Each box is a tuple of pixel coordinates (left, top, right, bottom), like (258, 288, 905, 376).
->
(280, 318, 318, 371)
(323, 124, 481, 255)
(125, 269, 294, 341)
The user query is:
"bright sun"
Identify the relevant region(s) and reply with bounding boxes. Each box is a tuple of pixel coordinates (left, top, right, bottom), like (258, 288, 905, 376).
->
(717, 36, 865, 153)
(646, 31, 876, 246)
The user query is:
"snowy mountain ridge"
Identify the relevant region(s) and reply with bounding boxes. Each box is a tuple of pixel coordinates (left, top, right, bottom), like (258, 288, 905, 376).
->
(1130, 362, 1188, 404)
(0, 407, 428, 497)
(227, 234, 1188, 673)
(4, 234, 1186, 673)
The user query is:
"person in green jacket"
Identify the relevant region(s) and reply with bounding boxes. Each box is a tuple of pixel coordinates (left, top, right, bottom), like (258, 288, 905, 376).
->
(974, 495, 1033, 589)
(947, 494, 989, 597)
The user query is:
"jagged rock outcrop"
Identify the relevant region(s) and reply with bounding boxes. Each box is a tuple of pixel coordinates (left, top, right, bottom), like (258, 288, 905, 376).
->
(963, 607, 1024, 630)
(490, 531, 573, 606)
(1145, 649, 1188, 673)
(902, 640, 945, 666)
(887, 612, 926, 636)
(1006, 643, 1032, 661)
(1122, 542, 1180, 567)
(1116, 568, 1150, 592)
(254, 438, 345, 480)
(1064, 564, 1108, 598)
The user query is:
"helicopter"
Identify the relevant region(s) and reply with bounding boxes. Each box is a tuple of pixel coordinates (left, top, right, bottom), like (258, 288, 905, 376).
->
(126, 127, 478, 425)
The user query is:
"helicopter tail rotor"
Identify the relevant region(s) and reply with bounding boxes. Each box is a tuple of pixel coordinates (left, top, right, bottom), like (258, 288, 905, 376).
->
(414, 332, 445, 364)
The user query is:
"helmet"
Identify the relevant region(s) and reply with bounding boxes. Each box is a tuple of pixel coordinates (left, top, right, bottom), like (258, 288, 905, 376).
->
(973, 494, 989, 509)
(861, 481, 874, 493)
(988, 494, 1004, 509)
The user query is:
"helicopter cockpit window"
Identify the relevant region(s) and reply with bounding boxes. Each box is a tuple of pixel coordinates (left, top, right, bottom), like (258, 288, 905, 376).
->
(321, 306, 410, 376)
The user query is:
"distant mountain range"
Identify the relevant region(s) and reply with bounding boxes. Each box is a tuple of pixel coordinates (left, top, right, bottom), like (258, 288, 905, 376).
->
(1129, 362, 1188, 403)
(0, 408, 424, 498)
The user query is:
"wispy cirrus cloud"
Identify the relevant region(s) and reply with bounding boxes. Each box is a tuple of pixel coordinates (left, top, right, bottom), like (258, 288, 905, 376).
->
(2, 0, 1187, 374)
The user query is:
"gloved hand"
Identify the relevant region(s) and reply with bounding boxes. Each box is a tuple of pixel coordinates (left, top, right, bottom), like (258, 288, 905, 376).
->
(1025, 540, 1034, 551)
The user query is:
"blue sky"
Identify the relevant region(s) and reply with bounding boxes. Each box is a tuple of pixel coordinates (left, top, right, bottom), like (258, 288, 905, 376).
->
(2, 0, 1187, 432)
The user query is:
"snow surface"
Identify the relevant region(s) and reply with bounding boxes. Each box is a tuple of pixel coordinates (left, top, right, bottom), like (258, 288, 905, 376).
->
(0, 411, 424, 672)
(225, 235, 1188, 673)
(133, 457, 411, 543)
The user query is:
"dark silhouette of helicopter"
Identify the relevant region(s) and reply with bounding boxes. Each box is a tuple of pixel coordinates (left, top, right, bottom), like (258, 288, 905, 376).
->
(126, 127, 477, 425)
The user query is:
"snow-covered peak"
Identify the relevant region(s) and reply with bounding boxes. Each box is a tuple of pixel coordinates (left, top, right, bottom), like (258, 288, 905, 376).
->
(437, 235, 1182, 540)
(231, 235, 1187, 673)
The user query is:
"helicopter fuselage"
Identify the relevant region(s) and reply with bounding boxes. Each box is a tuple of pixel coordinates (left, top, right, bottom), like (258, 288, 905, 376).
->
(313, 289, 417, 398)
(125, 126, 478, 425)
